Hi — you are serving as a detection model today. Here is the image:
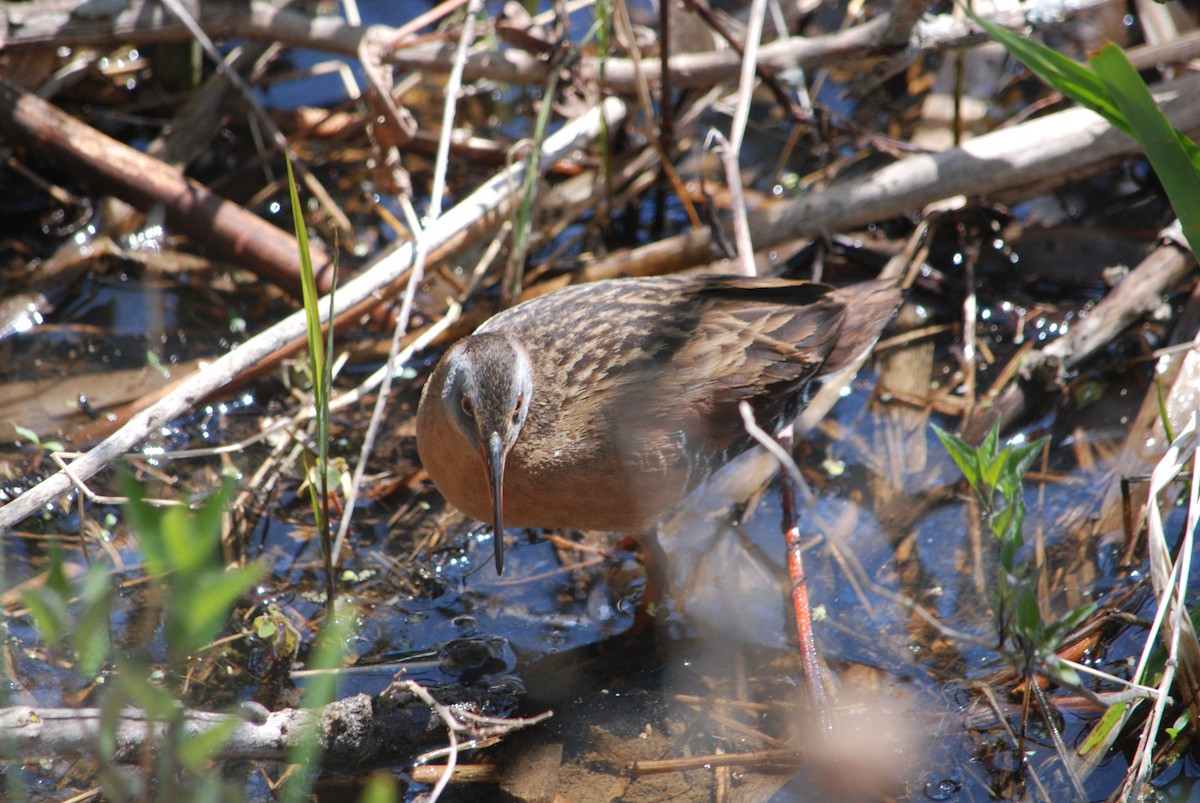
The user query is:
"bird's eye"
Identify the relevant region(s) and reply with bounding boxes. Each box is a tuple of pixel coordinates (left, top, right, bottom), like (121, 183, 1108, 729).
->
(511, 395, 523, 425)
(461, 396, 474, 416)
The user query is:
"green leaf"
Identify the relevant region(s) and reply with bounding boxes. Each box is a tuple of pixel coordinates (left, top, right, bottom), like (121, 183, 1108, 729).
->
(1050, 602, 1097, 641)
(1080, 700, 1133, 758)
(126, 476, 231, 578)
(255, 616, 279, 640)
(281, 602, 355, 803)
(12, 423, 40, 446)
(1139, 606, 1200, 684)
(145, 350, 169, 378)
(22, 587, 69, 647)
(44, 543, 71, 596)
(967, 3, 1200, 258)
(991, 503, 1025, 555)
(359, 772, 399, 803)
(1156, 378, 1176, 444)
(1167, 710, 1191, 741)
(1042, 657, 1084, 688)
(72, 617, 111, 678)
(1014, 585, 1044, 636)
(98, 682, 128, 763)
(979, 448, 1010, 498)
(997, 531, 1018, 575)
(304, 603, 353, 697)
(287, 156, 324, 387)
(1091, 44, 1200, 257)
(1004, 437, 1049, 492)
(122, 475, 169, 577)
(932, 423, 982, 488)
(286, 154, 333, 539)
(189, 481, 232, 564)
(979, 419, 1001, 461)
(72, 567, 114, 677)
(160, 504, 211, 576)
(277, 618, 301, 661)
(79, 560, 111, 608)
(115, 657, 176, 720)
(171, 564, 261, 658)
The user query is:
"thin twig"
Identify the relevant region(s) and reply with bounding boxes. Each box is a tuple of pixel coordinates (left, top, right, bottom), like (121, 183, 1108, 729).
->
(388, 679, 552, 802)
(710, 0, 765, 277)
(728, 0, 765, 156)
(333, 0, 484, 565)
(705, 130, 755, 276)
(611, 0, 701, 229)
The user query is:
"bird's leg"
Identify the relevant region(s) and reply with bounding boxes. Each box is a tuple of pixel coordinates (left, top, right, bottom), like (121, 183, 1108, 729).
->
(627, 528, 669, 634)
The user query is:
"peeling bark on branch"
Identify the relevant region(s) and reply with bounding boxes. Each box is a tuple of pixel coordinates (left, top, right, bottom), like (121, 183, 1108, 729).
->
(0, 692, 452, 767)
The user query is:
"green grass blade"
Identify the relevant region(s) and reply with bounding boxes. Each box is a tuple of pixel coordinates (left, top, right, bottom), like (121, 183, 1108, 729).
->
(507, 21, 602, 299)
(597, 0, 613, 204)
(286, 157, 323, 384)
(1156, 378, 1176, 444)
(965, 4, 1200, 256)
(272, 155, 347, 790)
(1091, 44, 1200, 256)
(965, 7, 1124, 128)
(285, 155, 330, 543)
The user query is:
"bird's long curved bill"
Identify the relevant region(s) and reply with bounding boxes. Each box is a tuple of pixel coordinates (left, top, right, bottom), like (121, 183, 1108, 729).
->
(484, 431, 506, 574)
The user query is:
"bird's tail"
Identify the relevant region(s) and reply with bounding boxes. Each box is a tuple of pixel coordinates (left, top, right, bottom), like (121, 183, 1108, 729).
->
(822, 279, 904, 373)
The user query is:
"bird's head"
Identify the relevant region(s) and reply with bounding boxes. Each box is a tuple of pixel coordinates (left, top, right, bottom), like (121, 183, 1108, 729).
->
(439, 333, 534, 573)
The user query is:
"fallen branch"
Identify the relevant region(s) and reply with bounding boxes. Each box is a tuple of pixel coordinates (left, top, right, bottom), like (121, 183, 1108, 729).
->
(0, 687, 548, 768)
(0, 77, 335, 299)
(576, 73, 1200, 281)
(1, 0, 1143, 96)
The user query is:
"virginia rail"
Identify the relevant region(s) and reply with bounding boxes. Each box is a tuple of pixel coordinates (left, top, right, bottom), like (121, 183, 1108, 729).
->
(416, 274, 901, 574)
